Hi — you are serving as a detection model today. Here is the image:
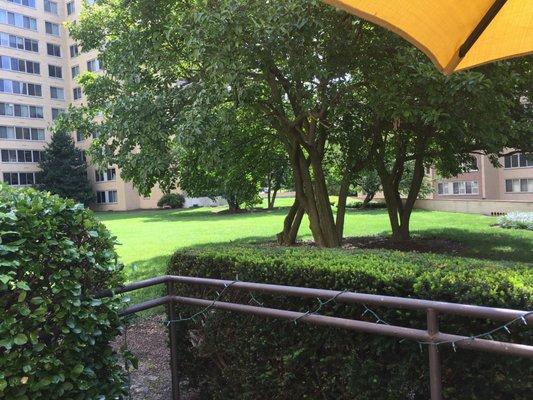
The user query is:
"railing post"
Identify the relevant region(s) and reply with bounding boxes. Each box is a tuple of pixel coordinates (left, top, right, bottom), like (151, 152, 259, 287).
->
(166, 281, 180, 400)
(427, 308, 443, 400)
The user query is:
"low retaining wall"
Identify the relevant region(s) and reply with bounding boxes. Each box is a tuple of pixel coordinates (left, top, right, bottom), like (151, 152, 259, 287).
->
(414, 199, 533, 215)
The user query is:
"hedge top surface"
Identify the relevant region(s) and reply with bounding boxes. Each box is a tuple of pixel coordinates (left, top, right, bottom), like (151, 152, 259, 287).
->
(170, 243, 533, 309)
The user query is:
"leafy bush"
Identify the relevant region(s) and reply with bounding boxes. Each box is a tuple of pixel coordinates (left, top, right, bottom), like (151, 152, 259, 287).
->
(0, 185, 127, 399)
(498, 212, 533, 231)
(157, 193, 186, 209)
(346, 200, 387, 209)
(168, 244, 532, 400)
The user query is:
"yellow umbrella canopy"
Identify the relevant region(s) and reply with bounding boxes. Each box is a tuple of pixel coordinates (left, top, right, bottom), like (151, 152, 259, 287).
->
(324, 0, 533, 74)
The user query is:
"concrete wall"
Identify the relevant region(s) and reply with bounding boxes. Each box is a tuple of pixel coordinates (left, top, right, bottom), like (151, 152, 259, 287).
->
(415, 199, 533, 215)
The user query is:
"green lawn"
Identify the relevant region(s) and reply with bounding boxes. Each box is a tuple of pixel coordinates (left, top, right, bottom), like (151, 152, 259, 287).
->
(97, 198, 533, 286)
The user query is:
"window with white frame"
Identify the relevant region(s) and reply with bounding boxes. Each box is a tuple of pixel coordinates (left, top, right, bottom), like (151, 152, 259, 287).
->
(43, 0, 58, 14)
(437, 181, 478, 196)
(0, 125, 45, 140)
(50, 86, 64, 100)
(505, 179, 533, 193)
(66, 1, 75, 15)
(96, 190, 118, 204)
(504, 153, 533, 169)
(87, 58, 102, 72)
(95, 168, 116, 182)
(0, 55, 40, 74)
(0, 79, 41, 96)
(69, 44, 79, 57)
(3, 171, 40, 186)
(73, 87, 82, 100)
(48, 64, 62, 78)
(71, 64, 79, 78)
(51, 107, 64, 120)
(7, 0, 36, 9)
(46, 42, 61, 57)
(1, 149, 42, 163)
(0, 32, 38, 52)
(45, 21, 60, 36)
(0, 102, 43, 118)
(0, 9, 38, 30)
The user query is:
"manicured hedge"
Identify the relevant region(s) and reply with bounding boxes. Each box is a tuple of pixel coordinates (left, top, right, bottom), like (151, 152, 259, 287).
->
(0, 186, 127, 399)
(168, 244, 532, 400)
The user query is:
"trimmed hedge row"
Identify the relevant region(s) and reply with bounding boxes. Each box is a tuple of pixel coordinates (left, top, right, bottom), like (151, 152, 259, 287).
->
(0, 186, 127, 399)
(168, 244, 532, 400)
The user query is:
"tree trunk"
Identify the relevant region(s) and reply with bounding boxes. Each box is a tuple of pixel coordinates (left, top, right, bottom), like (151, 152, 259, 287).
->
(227, 197, 240, 214)
(361, 192, 375, 208)
(335, 173, 350, 242)
(269, 188, 278, 209)
(277, 198, 304, 245)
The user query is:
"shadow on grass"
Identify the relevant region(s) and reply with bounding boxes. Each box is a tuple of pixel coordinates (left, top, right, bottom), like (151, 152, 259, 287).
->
(99, 206, 294, 224)
(414, 227, 532, 263)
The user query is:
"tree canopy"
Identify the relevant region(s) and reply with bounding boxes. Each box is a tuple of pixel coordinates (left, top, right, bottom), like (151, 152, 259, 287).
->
(38, 131, 94, 205)
(57, 0, 532, 245)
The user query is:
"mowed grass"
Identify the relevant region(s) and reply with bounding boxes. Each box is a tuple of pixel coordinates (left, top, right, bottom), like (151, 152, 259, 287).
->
(96, 198, 533, 286)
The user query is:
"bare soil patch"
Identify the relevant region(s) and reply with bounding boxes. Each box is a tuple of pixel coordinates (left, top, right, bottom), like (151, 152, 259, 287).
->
(114, 316, 198, 400)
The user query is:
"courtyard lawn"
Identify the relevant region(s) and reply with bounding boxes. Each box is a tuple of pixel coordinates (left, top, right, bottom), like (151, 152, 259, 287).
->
(97, 199, 533, 286)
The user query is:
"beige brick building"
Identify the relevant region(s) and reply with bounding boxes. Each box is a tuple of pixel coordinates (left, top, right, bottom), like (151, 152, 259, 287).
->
(0, 0, 221, 210)
(417, 152, 533, 214)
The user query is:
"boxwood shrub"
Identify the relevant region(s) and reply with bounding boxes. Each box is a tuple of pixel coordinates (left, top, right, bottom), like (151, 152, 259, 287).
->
(0, 186, 127, 399)
(168, 244, 532, 400)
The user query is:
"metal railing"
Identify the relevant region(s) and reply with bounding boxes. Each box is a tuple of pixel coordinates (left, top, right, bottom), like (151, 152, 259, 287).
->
(99, 275, 533, 400)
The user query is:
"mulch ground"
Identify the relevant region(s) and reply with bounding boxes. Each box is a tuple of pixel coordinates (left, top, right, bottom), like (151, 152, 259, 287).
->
(115, 316, 198, 400)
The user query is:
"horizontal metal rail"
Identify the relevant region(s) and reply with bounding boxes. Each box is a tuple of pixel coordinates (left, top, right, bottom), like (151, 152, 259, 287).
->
(100, 275, 533, 400)
(101, 275, 533, 323)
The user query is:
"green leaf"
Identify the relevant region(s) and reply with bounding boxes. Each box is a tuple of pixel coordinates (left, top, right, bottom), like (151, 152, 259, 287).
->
(72, 364, 84, 375)
(14, 334, 28, 346)
(18, 291, 27, 302)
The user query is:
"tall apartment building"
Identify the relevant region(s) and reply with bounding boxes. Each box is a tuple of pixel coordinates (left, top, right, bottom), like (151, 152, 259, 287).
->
(0, 0, 178, 210)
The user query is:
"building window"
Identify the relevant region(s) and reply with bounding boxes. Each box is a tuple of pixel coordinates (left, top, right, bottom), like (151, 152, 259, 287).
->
(1, 149, 42, 163)
(0, 9, 38, 30)
(0, 126, 45, 141)
(96, 190, 118, 204)
(46, 42, 61, 57)
(66, 1, 75, 15)
(43, 0, 58, 14)
(0, 79, 41, 96)
(71, 64, 79, 78)
(2, 171, 40, 186)
(0, 55, 40, 74)
(73, 87, 82, 100)
(87, 58, 102, 72)
(50, 86, 64, 100)
(95, 168, 116, 182)
(48, 64, 62, 78)
(0, 102, 43, 118)
(79, 150, 86, 163)
(75, 131, 84, 141)
(504, 153, 533, 169)
(505, 179, 533, 193)
(51, 107, 64, 120)
(437, 181, 478, 196)
(7, 0, 36, 9)
(45, 21, 60, 36)
(69, 44, 79, 58)
(0, 32, 38, 52)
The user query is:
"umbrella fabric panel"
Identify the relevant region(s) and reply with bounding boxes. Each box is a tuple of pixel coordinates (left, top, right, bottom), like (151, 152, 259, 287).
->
(324, 0, 532, 74)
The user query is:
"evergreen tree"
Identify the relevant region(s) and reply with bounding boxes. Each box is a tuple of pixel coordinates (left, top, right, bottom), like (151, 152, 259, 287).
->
(38, 131, 94, 205)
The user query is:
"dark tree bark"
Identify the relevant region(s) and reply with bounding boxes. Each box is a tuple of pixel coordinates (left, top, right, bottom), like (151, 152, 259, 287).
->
(361, 192, 375, 208)
(335, 173, 350, 242)
(277, 198, 304, 245)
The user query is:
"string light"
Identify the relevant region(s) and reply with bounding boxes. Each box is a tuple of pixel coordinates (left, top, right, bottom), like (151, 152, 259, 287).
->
(163, 285, 532, 354)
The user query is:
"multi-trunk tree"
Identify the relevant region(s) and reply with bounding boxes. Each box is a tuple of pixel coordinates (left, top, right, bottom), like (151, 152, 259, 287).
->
(56, 0, 531, 246)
